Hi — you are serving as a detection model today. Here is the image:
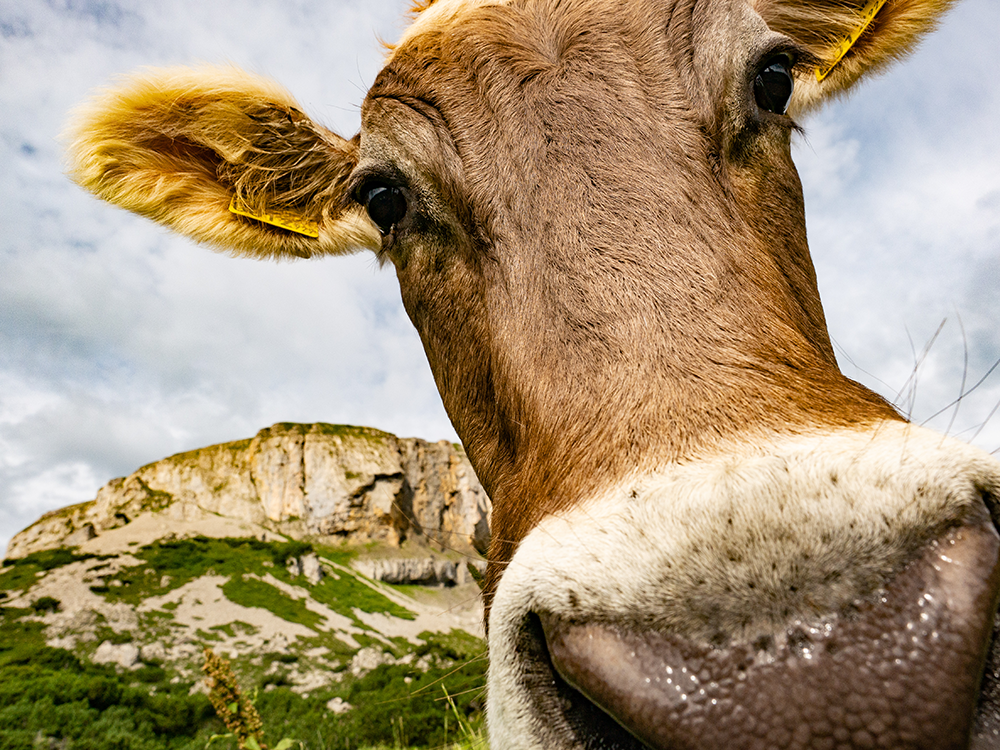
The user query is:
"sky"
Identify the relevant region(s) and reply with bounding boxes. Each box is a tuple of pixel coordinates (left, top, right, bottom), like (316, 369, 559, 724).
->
(1, 0, 998, 557)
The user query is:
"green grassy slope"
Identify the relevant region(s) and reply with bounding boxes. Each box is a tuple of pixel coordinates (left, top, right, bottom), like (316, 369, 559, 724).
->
(0, 538, 487, 750)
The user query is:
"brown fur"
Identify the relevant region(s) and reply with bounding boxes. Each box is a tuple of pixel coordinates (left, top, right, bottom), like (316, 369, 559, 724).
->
(64, 0, 956, 619)
(365, 0, 911, 611)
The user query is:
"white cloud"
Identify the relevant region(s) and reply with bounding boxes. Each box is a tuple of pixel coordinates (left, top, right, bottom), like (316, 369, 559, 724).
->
(0, 0, 447, 555)
(1, 0, 998, 555)
(794, 0, 1000, 452)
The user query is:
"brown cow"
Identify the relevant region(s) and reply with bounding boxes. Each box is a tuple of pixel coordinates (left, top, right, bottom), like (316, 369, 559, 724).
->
(66, 0, 1000, 747)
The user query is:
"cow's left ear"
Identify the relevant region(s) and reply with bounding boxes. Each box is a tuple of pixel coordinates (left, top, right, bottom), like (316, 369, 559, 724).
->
(66, 65, 380, 260)
(752, 0, 957, 115)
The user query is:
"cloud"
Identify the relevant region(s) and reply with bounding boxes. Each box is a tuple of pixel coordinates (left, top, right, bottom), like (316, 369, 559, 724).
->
(793, 0, 1000, 448)
(0, 0, 447, 554)
(1, 0, 998, 555)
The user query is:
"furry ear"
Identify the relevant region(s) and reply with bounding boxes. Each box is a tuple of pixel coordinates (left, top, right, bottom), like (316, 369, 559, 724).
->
(65, 65, 380, 260)
(753, 0, 956, 115)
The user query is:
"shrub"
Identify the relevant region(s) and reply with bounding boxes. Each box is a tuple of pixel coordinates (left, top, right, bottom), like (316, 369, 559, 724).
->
(30, 597, 60, 614)
(1, 549, 99, 593)
(0, 631, 216, 750)
(2, 548, 95, 572)
(133, 665, 166, 684)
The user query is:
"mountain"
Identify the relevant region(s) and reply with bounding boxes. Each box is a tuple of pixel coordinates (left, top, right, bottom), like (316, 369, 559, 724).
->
(8, 422, 491, 561)
(0, 424, 490, 749)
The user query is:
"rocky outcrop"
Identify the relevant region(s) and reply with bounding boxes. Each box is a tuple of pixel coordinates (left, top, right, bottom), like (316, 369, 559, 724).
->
(286, 552, 325, 585)
(8, 423, 491, 560)
(92, 640, 141, 669)
(351, 557, 486, 587)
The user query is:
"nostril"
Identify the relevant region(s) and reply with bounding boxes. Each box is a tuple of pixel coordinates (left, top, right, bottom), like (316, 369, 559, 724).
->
(539, 519, 1000, 750)
(516, 612, 647, 750)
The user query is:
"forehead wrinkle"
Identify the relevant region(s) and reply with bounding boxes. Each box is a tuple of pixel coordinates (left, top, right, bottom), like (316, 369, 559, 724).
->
(375, 0, 736, 268)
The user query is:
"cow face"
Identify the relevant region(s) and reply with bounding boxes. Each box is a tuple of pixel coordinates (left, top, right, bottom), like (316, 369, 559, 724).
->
(66, 0, 1000, 747)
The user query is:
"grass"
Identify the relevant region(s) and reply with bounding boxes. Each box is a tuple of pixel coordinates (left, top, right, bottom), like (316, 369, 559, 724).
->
(212, 621, 259, 638)
(0, 611, 217, 750)
(94, 626, 133, 645)
(308, 568, 415, 624)
(92, 537, 316, 605)
(201, 645, 488, 750)
(82, 537, 416, 633)
(132, 478, 175, 513)
(31, 596, 61, 614)
(241, 654, 487, 750)
(413, 631, 483, 663)
(307, 424, 395, 442)
(0, 598, 488, 750)
(0, 534, 487, 749)
(222, 576, 324, 630)
(0, 548, 101, 593)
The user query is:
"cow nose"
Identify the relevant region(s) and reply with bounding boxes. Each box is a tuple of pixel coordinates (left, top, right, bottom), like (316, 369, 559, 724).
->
(540, 519, 1000, 750)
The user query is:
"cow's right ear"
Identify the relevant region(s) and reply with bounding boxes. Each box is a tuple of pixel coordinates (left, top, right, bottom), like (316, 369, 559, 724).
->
(66, 66, 380, 260)
(753, 0, 957, 116)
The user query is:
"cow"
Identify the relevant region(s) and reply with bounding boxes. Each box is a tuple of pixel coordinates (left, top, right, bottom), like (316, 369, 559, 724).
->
(65, 0, 1000, 747)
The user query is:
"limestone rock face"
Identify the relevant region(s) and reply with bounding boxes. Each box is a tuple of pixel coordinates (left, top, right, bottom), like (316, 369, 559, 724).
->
(351, 557, 486, 587)
(93, 640, 140, 669)
(7, 423, 491, 559)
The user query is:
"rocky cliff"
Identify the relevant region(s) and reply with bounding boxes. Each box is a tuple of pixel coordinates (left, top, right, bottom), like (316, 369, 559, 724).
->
(7, 423, 491, 560)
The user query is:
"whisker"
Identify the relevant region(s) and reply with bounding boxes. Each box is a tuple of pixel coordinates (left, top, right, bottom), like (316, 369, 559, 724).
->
(943, 313, 969, 438)
(429, 594, 489, 616)
(896, 324, 919, 417)
(968, 394, 1000, 446)
(433, 684, 488, 701)
(922, 353, 1000, 426)
(367, 667, 486, 707)
(831, 337, 895, 393)
(894, 319, 947, 418)
(386, 497, 489, 563)
(405, 654, 490, 697)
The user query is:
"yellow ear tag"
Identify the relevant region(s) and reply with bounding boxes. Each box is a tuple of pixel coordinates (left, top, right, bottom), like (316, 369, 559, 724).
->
(228, 196, 320, 238)
(815, 0, 888, 82)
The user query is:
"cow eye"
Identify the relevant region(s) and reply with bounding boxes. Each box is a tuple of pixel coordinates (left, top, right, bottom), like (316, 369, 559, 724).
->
(754, 57, 794, 115)
(362, 184, 407, 235)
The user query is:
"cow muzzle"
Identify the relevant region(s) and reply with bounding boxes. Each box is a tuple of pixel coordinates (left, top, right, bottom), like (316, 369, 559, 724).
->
(539, 517, 1000, 749)
(485, 424, 1000, 750)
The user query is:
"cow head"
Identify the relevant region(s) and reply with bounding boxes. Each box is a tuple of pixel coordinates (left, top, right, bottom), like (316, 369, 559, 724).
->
(66, 0, 1000, 747)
